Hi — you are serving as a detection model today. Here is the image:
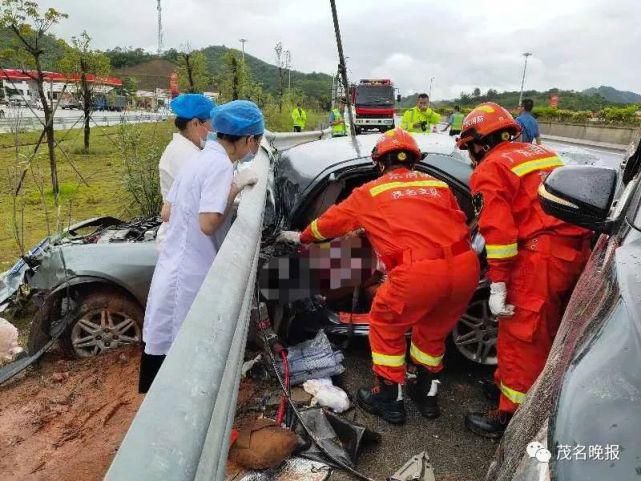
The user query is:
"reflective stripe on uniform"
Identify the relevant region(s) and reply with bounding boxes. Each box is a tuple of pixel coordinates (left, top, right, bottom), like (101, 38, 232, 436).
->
(511, 156, 564, 177)
(369, 180, 448, 197)
(499, 382, 526, 404)
(310, 219, 326, 241)
(485, 243, 518, 259)
(409, 342, 443, 367)
(372, 351, 405, 367)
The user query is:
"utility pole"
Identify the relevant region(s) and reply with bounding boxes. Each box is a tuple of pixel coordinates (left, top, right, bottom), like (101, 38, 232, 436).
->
(329, 0, 356, 137)
(239, 38, 247, 62)
(285, 50, 292, 90)
(428, 76, 435, 103)
(518, 52, 532, 107)
(156, 0, 163, 56)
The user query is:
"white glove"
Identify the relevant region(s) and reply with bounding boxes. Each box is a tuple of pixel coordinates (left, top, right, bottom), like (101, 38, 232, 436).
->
(489, 282, 515, 317)
(276, 230, 301, 244)
(233, 167, 258, 190)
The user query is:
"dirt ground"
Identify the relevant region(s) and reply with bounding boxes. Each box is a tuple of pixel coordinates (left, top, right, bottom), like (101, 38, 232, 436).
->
(0, 347, 143, 481)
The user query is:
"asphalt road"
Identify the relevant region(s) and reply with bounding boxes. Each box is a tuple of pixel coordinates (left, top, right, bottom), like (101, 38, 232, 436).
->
(331, 338, 498, 481)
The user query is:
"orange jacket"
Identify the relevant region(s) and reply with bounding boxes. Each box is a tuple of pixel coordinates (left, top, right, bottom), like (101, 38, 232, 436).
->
(470, 142, 590, 283)
(300, 168, 471, 268)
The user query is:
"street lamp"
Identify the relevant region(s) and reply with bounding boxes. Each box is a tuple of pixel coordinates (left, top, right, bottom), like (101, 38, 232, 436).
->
(239, 38, 247, 61)
(518, 52, 532, 107)
(428, 77, 435, 104)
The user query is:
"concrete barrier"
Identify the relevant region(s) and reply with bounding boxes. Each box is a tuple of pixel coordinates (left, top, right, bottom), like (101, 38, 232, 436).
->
(539, 121, 639, 148)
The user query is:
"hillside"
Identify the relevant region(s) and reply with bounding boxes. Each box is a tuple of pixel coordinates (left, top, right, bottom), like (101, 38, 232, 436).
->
(401, 87, 640, 111)
(113, 59, 177, 90)
(582, 86, 641, 104)
(106, 45, 334, 106)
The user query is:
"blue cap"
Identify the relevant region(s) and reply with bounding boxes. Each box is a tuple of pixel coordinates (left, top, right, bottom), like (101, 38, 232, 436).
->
(170, 94, 216, 121)
(211, 100, 265, 136)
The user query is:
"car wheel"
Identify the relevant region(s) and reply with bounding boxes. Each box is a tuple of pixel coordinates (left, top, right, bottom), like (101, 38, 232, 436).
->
(452, 295, 497, 365)
(60, 288, 143, 359)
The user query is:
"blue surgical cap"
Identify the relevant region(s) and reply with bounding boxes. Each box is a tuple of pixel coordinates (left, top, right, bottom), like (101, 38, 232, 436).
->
(170, 94, 216, 121)
(211, 100, 265, 136)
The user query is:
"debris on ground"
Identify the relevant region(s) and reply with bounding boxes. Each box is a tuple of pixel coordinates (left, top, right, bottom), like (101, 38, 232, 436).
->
(387, 451, 435, 481)
(295, 407, 381, 469)
(228, 418, 299, 470)
(283, 330, 345, 385)
(227, 456, 332, 481)
(0, 317, 23, 362)
(303, 378, 350, 413)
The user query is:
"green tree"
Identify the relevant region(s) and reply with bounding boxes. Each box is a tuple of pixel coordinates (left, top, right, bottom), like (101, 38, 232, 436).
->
(217, 50, 250, 101)
(176, 48, 210, 93)
(0, 0, 68, 199)
(122, 76, 138, 96)
(58, 30, 111, 152)
(473, 87, 481, 98)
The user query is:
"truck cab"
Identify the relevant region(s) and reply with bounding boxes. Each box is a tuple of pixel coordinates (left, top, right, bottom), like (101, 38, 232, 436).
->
(351, 79, 396, 134)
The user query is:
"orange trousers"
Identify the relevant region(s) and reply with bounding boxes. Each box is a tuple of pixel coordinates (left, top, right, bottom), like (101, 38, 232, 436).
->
(495, 239, 589, 413)
(368, 250, 480, 384)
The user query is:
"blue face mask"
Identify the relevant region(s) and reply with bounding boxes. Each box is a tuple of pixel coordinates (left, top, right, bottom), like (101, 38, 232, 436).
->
(240, 150, 256, 163)
(207, 131, 218, 141)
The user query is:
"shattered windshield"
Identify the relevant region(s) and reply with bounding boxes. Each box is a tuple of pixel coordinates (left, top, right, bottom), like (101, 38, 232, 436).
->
(354, 85, 394, 107)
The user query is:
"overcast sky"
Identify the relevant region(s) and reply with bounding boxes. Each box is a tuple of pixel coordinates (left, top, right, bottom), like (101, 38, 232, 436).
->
(39, 0, 640, 100)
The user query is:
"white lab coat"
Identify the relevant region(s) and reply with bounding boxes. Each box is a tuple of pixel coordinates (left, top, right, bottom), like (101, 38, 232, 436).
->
(143, 140, 234, 356)
(156, 133, 201, 250)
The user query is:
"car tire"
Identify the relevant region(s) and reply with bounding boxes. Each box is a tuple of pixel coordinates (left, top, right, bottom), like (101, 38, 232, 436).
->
(450, 292, 498, 366)
(59, 287, 144, 359)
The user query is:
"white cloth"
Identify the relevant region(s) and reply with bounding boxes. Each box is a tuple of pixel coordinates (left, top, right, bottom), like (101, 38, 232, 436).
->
(303, 378, 350, 413)
(489, 282, 515, 317)
(143, 140, 234, 355)
(156, 133, 200, 251)
(0, 318, 22, 362)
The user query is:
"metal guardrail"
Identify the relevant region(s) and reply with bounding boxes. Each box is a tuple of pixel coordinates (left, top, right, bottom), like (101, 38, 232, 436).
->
(0, 112, 168, 133)
(265, 127, 332, 151)
(104, 147, 270, 481)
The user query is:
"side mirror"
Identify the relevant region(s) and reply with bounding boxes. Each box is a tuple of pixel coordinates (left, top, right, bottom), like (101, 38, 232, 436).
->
(538, 165, 618, 233)
(396, 94, 402, 103)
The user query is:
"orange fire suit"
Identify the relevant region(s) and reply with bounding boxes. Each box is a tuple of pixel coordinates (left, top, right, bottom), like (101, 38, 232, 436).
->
(470, 142, 591, 413)
(300, 168, 480, 383)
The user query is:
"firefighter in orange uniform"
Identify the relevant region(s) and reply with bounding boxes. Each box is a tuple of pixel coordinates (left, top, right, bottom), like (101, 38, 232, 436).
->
(277, 128, 480, 425)
(456, 102, 591, 438)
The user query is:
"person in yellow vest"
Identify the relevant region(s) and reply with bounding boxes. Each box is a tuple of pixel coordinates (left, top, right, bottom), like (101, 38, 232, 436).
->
(401, 93, 441, 133)
(329, 98, 347, 137)
(441, 105, 465, 136)
(292, 103, 307, 132)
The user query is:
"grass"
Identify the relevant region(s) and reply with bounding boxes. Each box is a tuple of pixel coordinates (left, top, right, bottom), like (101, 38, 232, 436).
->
(0, 109, 323, 272)
(0, 121, 175, 271)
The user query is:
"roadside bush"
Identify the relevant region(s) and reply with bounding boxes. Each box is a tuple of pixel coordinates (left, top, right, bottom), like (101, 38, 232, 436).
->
(116, 121, 167, 218)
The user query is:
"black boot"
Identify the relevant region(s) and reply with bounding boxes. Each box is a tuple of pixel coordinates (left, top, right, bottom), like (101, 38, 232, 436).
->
(465, 408, 513, 439)
(357, 376, 406, 425)
(407, 366, 440, 419)
(481, 378, 500, 403)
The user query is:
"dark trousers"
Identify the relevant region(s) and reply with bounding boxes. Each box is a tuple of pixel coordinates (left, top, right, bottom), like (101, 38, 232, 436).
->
(293, 126, 302, 132)
(449, 129, 461, 136)
(138, 349, 166, 393)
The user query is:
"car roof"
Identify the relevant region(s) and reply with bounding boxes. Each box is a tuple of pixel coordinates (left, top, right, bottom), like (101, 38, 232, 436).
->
(278, 132, 472, 192)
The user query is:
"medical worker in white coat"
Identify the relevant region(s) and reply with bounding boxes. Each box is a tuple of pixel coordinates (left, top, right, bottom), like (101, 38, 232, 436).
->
(139, 100, 264, 393)
(156, 93, 216, 251)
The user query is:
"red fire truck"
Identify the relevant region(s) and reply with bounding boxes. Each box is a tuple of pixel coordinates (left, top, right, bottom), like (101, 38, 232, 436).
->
(350, 79, 397, 134)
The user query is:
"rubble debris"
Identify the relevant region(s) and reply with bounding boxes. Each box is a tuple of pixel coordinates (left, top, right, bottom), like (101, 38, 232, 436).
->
(387, 451, 435, 481)
(228, 418, 299, 470)
(282, 330, 345, 385)
(303, 378, 350, 413)
(295, 407, 381, 469)
(242, 354, 263, 378)
(227, 456, 331, 481)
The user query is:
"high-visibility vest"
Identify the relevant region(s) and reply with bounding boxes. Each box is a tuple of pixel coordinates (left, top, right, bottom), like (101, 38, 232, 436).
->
(451, 112, 464, 130)
(331, 108, 346, 136)
(401, 107, 441, 133)
(292, 107, 306, 128)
